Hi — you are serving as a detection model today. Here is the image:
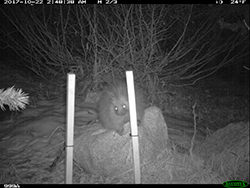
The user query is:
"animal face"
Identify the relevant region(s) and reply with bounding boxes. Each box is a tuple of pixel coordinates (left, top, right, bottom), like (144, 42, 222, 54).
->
(112, 94, 129, 116)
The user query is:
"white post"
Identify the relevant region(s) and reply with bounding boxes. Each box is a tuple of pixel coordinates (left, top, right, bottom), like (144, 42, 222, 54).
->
(126, 71, 141, 184)
(65, 73, 76, 184)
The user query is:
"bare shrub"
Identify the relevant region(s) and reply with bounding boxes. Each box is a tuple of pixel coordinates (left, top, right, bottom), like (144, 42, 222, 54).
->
(0, 5, 248, 94)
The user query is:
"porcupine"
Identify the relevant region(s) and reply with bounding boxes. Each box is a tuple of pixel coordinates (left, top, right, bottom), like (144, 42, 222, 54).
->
(97, 80, 145, 135)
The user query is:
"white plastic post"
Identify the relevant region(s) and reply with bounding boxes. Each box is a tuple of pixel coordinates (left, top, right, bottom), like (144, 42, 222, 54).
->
(126, 71, 141, 184)
(65, 73, 76, 184)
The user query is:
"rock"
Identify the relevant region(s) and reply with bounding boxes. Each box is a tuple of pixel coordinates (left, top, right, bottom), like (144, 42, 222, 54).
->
(73, 106, 169, 182)
(194, 122, 249, 182)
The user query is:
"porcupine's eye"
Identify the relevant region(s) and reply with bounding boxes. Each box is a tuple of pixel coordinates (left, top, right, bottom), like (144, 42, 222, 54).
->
(114, 104, 126, 111)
